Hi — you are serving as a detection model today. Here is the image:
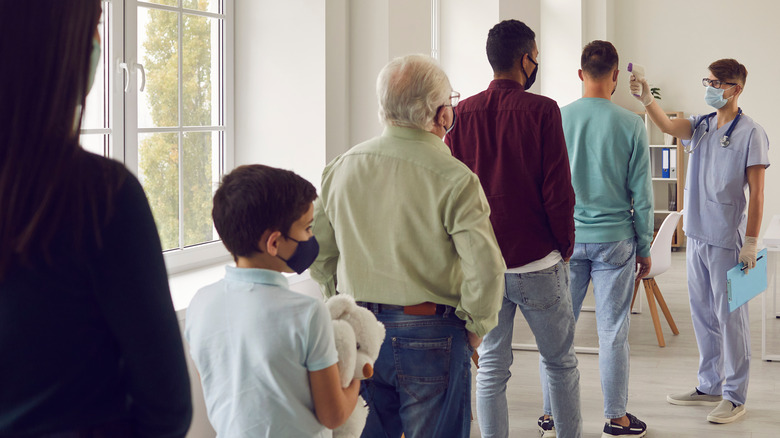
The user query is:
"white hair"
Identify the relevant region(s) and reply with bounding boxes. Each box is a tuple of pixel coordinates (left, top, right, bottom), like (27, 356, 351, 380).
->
(376, 54, 452, 131)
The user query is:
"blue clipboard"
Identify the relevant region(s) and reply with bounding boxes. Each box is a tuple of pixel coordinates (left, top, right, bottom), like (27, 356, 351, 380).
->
(726, 248, 768, 312)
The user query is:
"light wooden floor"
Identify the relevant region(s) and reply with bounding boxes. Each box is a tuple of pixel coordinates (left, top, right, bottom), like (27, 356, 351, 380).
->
(469, 250, 780, 437)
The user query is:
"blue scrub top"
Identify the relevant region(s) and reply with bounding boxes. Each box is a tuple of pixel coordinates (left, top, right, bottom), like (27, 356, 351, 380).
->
(682, 112, 770, 249)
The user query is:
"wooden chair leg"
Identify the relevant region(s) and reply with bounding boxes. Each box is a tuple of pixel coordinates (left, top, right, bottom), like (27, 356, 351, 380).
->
(643, 279, 665, 347)
(650, 279, 680, 335)
(630, 277, 641, 312)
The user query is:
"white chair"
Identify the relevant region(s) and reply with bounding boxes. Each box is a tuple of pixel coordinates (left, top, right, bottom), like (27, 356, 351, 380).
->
(630, 211, 682, 347)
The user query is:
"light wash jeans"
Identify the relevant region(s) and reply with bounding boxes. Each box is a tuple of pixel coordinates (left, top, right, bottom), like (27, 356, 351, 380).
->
(476, 260, 582, 438)
(360, 305, 473, 438)
(541, 237, 636, 420)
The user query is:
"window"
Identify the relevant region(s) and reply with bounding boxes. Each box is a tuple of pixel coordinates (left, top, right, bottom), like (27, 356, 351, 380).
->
(81, 0, 233, 273)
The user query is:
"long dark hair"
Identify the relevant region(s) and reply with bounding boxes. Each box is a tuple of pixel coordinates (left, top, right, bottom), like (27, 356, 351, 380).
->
(0, 0, 121, 278)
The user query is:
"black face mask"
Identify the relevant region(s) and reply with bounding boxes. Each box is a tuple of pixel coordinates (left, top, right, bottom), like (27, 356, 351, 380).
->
(278, 236, 319, 274)
(524, 55, 538, 90)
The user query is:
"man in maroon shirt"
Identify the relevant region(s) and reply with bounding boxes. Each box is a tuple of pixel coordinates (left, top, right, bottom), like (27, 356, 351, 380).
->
(446, 19, 582, 438)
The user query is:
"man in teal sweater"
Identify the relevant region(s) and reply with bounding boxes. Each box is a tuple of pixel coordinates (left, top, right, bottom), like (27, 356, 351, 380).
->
(541, 40, 653, 438)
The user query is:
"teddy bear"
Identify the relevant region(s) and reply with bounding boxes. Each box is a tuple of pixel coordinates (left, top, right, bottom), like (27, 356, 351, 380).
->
(326, 294, 386, 438)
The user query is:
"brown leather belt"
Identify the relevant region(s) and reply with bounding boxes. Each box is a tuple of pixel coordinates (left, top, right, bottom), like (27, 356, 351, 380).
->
(357, 301, 450, 316)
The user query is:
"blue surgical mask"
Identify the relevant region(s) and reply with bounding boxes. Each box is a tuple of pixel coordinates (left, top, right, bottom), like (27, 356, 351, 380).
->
(279, 236, 319, 274)
(86, 38, 101, 96)
(704, 85, 734, 109)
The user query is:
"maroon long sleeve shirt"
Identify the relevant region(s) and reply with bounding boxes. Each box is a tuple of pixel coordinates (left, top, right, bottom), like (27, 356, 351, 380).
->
(446, 79, 575, 268)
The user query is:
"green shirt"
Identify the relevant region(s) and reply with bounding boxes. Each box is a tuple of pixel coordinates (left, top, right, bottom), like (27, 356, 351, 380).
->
(310, 126, 506, 336)
(561, 97, 654, 257)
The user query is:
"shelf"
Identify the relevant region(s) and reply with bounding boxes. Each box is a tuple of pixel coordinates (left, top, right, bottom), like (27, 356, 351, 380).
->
(639, 110, 686, 248)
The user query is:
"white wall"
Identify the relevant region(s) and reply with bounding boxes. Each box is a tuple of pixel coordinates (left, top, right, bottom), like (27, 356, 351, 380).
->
(539, 0, 582, 106)
(326, 0, 350, 163)
(348, 0, 432, 148)
(440, 1, 498, 100)
(234, 0, 327, 190)
(609, 0, 780, 235)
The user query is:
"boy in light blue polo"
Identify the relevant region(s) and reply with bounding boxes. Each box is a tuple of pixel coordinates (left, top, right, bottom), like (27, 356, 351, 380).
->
(185, 165, 360, 438)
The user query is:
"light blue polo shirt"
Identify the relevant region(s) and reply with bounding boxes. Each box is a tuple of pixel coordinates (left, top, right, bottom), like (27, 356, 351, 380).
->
(682, 112, 770, 248)
(185, 266, 338, 438)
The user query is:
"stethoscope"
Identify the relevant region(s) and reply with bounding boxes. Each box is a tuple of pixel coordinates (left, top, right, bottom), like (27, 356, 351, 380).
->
(685, 108, 742, 154)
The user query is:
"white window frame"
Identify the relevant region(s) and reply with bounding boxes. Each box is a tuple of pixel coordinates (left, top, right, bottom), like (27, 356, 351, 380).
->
(100, 0, 234, 274)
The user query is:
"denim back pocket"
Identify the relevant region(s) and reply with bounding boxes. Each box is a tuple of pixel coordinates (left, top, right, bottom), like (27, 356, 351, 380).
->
(592, 238, 635, 267)
(508, 263, 564, 311)
(392, 336, 451, 402)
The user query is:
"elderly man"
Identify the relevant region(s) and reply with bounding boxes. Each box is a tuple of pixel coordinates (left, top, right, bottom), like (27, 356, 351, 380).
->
(310, 54, 506, 438)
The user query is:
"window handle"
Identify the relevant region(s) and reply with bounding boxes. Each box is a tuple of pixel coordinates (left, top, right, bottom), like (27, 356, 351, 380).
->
(136, 63, 146, 92)
(118, 62, 130, 92)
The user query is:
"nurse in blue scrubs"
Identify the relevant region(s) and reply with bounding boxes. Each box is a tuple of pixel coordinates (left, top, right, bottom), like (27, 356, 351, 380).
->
(631, 59, 769, 425)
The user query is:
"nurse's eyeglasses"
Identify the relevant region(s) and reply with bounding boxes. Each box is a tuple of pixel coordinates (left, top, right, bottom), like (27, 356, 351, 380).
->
(702, 78, 737, 89)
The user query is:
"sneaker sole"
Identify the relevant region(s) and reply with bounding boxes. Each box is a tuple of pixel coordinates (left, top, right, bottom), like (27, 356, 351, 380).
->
(666, 395, 722, 406)
(601, 431, 646, 438)
(537, 427, 556, 438)
(707, 407, 746, 424)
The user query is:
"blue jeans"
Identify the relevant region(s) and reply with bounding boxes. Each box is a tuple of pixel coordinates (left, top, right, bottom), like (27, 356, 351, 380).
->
(476, 260, 581, 438)
(542, 238, 636, 419)
(359, 305, 473, 438)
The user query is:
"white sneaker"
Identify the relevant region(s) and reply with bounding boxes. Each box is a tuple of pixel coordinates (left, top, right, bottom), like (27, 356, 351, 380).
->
(707, 400, 746, 424)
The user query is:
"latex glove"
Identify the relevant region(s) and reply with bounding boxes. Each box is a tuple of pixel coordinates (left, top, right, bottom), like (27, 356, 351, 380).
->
(739, 236, 758, 272)
(629, 74, 653, 106)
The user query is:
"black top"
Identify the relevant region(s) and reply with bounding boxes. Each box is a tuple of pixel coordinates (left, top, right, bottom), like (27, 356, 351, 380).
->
(0, 152, 192, 436)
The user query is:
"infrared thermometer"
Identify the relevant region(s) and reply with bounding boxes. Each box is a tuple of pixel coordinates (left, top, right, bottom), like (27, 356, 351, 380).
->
(627, 62, 645, 97)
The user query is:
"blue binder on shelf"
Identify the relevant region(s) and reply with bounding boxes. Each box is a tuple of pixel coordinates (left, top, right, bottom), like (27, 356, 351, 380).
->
(726, 248, 768, 312)
(661, 148, 670, 178)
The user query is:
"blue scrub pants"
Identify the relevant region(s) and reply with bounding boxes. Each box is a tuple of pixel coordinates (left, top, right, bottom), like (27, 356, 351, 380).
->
(687, 237, 751, 405)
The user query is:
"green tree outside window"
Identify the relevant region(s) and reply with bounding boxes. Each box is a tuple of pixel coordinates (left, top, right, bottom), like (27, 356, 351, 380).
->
(139, 1, 219, 251)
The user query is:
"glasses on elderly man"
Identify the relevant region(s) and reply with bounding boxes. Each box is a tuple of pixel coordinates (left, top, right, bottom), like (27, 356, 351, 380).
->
(446, 91, 460, 107)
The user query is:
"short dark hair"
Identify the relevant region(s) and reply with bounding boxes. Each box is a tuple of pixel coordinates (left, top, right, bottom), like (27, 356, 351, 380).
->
(212, 165, 316, 260)
(581, 40, 618, 78)
(486, 20, 535, 74)
(709, 58, 748, 86)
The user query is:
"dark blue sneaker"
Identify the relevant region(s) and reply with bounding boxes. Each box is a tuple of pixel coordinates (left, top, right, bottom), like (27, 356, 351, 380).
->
(537, 415, 556, 437)
(601, 413, 647, 437)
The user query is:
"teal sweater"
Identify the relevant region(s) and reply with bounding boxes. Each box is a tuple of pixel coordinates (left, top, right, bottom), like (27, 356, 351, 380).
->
(561, 98, 653, 257)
